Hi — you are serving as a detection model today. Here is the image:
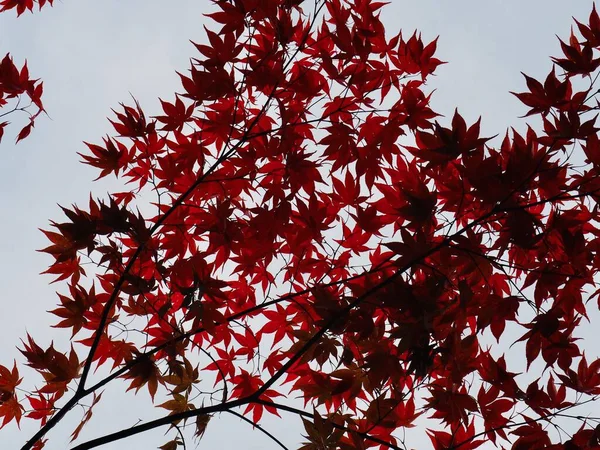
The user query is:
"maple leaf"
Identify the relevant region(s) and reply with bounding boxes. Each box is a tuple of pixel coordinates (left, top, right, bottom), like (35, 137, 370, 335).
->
(510, 419, 551, 450)
(0, 362, 23, 427)
(428, 422, 485, 450)
(511, 69, 580, 117)
(230, 370, 265, 422)
(425, 385, 479, 426)
(109, 99, 153, 137)
(192, 27, 243, 68)
(123, 354, 162, 400)
(407, 109, 494, 166)
(26, 394, 55, 426)
(365, 395, 421, 429)
(50, 283, 97, 336)
(393, 32, 445, 79)
(158, 393, 195, 420)
(300, 410, 345, 450)
(0, 361, 21, 396)
(1, 0, 53, 15)
(204, 0, 245, 35)
(155, 96, 194, 132)
(162, 358, 199, 395)
(477, 386, 513, 443)
(552, 31, 600, 75)
(79, 137, 129, 179)
(20, 337, 80, 395)
(557, 355, 600, 395)
(0, 395, 23, 428)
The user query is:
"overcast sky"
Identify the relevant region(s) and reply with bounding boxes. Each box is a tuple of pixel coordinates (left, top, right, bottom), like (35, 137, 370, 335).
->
(0, 1, 597, 449)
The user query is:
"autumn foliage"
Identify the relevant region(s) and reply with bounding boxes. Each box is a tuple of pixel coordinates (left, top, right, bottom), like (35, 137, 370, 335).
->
(0, 53, 44, 143)
(2, 0, 600, 449)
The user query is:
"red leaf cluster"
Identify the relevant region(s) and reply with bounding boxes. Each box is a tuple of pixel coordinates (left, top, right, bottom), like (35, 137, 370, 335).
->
(0, 0, 51, 15)
(0, 53, 44, 143)
(4, 1, 600, 450)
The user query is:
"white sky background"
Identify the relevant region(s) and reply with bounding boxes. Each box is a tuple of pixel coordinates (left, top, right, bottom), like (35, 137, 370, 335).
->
(0, 0, 598, 449)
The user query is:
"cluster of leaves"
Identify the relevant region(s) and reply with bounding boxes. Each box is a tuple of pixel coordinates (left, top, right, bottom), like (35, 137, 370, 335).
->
(0, 0, 52, 16)
(0, 0, 50, 143)
(2, 1, 600, 450)
(0, 53, 44, 143)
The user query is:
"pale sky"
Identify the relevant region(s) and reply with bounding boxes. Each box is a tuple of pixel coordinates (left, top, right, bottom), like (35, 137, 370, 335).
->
(0, 1, 597, 449)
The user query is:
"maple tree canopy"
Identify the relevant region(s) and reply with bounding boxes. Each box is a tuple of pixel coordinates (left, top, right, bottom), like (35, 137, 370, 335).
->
(1, 0, 600, 449)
